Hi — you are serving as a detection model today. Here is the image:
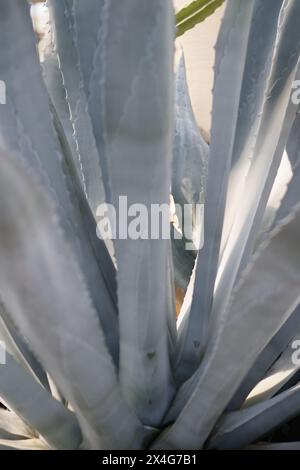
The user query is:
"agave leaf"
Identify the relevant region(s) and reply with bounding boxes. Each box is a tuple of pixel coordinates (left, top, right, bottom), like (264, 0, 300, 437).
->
(40, 5, 76, 157)
(171, 53, 207, 292)
(266, 113, 300, 233)
(244, 336, 300, 408)
(41, 53, 80, 190)
(172, 52, 208, 253)
(210, 0, 300, 373)
(0, 154, 152, 450)
(166, 246, 178, 366)
(72, 0, 112, 203)
(47, 374, 66, 405)
(65, 0, 116, 265)
(254, 150, 293, 244)
(286, 112, 300, 168)
(253, 112, 300, 255)
(0, 0, 74, 216)
(228, 303, 300, 411)
(171, 226, 195, 291)
(0, 410, 34, 441)
(0, 439, 49, 450)
(42, 0, 116, 271)
(45, 0, 108, 216)
(0, 0, 118, 361)
(72, 0, 104, 97)
(102, 0, 176, 426)
(173, 261, 198, 385)
(208, 384, 300, 450)
(224, 1, 300, 284)
(0, 346, 80, 450)
(0, 303, 49, 391)
(49, 102, 119, 362)
(176, 0, 257, 381)
(220, 0, 284, 258)
(153, 201, 300, 449)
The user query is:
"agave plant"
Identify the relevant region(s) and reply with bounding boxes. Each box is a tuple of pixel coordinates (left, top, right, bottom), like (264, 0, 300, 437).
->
(1, 0, 300, 451)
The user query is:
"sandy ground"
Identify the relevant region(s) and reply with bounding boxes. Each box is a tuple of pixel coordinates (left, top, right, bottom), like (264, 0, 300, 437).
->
(174, 0, 225, 137)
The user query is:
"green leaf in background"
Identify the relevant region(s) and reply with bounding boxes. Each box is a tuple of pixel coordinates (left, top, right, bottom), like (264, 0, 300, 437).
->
(176, 0, 215, 23)
(176, 0, 225, 37)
